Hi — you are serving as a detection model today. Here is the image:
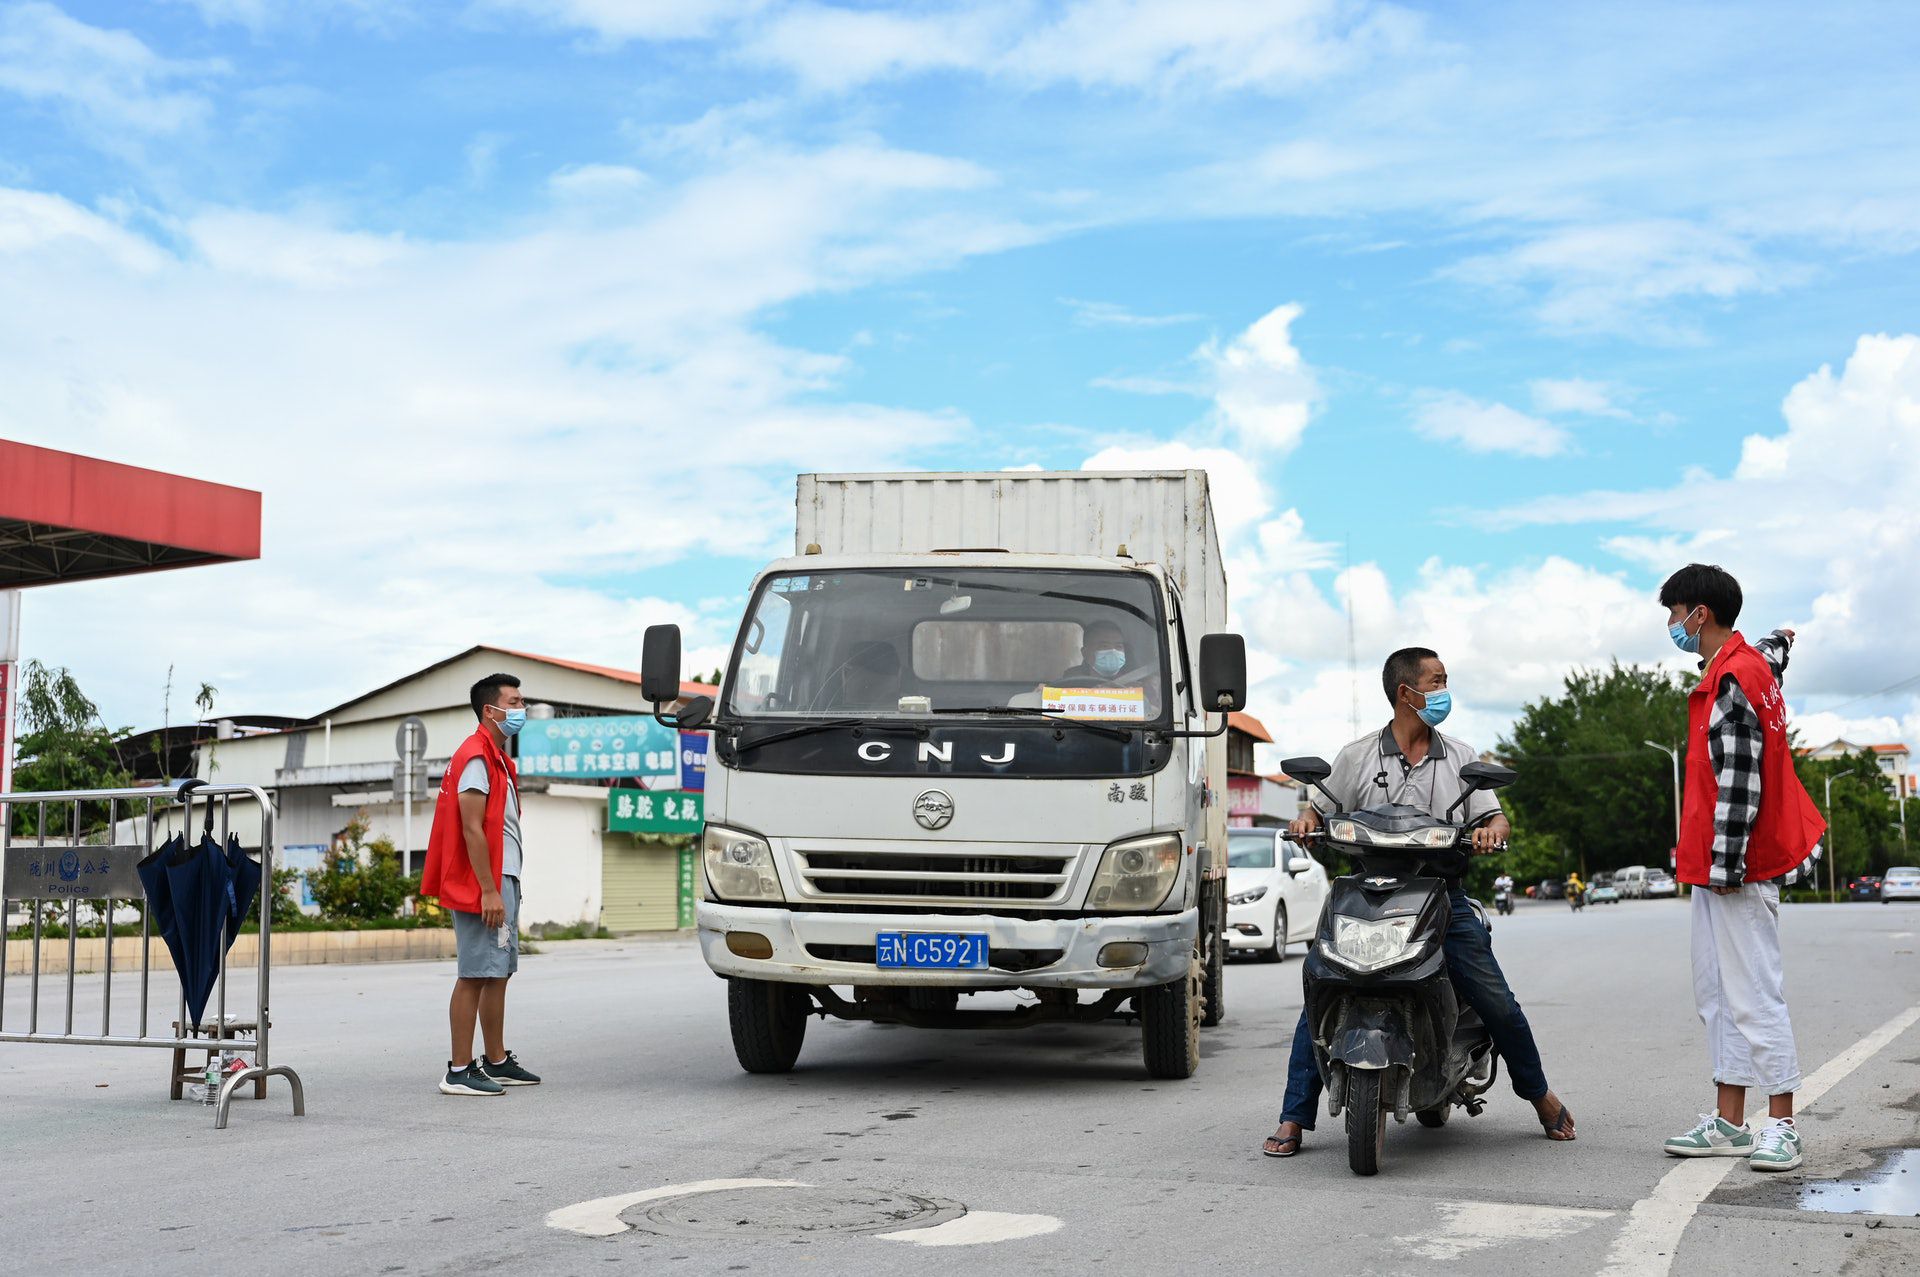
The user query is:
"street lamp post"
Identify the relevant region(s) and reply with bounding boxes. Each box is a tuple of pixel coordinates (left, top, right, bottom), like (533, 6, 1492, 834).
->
(1644, 741, 1682, 864)
(1824, 774, 1837, 904)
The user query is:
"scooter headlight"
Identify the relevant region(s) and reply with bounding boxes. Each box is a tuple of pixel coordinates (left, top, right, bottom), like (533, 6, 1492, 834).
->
(1326, 916, 1423, 973)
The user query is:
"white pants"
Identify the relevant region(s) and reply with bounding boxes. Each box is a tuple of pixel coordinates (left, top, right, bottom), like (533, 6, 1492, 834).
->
(1692, 882, 1801, 1095)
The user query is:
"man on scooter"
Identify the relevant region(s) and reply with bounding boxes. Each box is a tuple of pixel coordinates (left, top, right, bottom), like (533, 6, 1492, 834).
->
(1262, 647, 1577, 1157)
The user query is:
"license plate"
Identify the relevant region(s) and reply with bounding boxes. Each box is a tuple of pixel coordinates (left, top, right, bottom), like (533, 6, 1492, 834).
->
(875, 931, 988, 969)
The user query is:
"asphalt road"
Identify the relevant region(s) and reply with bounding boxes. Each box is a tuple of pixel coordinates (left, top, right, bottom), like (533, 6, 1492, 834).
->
(3, 898, 1919, 1276)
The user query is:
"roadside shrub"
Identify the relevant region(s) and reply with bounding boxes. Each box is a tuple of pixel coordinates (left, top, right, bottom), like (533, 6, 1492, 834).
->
(306, 818, 419, 921)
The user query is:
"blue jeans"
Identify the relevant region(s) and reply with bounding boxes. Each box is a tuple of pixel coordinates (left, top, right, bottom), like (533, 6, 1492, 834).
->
(1278, 888, 1549, 1129)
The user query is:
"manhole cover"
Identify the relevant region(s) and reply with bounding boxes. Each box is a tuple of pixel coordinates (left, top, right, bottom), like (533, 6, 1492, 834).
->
(624, 1187, 965, 1240)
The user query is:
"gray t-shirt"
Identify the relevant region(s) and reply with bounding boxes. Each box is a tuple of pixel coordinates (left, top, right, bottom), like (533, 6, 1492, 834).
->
(458, 757, 522, 881)
(1309, 725, 1504, 825)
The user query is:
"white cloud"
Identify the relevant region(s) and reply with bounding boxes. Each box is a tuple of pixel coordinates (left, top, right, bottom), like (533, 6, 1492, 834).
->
(548, 162, 651, 199)
(0, 134, 1025, 721)
(1061, 297, 1203, 329)
(0, 3, 223, 135)
(1081, 440, 1270, 544)
(1485, 333, 1920, 713)
(1412, 392, 1570, 458)
(1530, 377, 1627, 418)
(485, 0, 766, 43)
(1203, 303, 1319, 454)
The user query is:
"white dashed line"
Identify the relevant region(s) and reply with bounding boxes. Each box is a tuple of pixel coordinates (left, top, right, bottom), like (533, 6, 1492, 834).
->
(1597, 1002, 1920, 1277)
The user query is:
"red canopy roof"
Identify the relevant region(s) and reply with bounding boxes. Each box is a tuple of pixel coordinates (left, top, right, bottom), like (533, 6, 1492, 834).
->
(0, 441, 261, 587)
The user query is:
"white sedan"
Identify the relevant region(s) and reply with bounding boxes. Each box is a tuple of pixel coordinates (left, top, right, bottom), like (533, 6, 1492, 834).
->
(1225, 828, 1329, 962)
(1645, 871, 1679, 898)
(1882, 867, 1920, 902)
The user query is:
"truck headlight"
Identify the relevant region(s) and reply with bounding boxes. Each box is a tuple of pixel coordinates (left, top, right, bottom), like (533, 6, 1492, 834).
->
(1088, 833, 1182, 912)
(1227, 885, 1268, 906)
(702, 824, 784, 902)
(1325, 916, 1422, 973)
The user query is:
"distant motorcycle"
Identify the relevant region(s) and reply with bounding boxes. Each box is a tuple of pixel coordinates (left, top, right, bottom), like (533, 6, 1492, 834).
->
(1566, 884, 1586, 912)
(1495, 884, 1514, 916)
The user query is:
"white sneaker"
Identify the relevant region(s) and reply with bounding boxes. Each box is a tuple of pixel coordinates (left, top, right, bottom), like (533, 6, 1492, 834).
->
(1749, 1117, 1804, 1172)
(1663, 1113, 1754, 1157)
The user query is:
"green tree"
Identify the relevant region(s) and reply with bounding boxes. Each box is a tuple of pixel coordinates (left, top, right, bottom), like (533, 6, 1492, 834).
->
(306, 816, 419, 921)
(8, 660, 131, 838)
(1498, 662, 1692, 875)
(1796, 750, 1901, 884)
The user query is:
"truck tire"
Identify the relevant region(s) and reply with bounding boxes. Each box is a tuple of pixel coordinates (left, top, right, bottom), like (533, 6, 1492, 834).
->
(1201, 926, 1226, 1027)
(1346, 1068, 1385, 1176)
(727, 977, 809, 1074)
(1141, 951, 1202, 1079)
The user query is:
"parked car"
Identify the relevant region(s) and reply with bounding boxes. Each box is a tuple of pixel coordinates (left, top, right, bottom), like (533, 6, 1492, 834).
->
(1847, 876, 1883, 901)
(1882, 867, 1920, 903)
(1645, 870, 1678, 898)
(1536, 877, 1565, 900)
(1614, 865, 1649, 898)
(1588, 878, 1621, 904)
(1226, 828, 1330, 961)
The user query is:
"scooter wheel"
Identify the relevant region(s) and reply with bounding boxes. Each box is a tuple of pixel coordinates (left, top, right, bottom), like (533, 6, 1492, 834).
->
(1345, 1069, 1386, 1176)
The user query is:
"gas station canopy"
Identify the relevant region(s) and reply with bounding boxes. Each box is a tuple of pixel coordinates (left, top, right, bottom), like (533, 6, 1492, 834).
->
(0, 441, 262, 588)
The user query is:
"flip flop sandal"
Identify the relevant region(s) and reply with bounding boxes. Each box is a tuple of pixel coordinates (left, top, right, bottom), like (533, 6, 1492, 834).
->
(1262, 1132, 1304, 1158)
(1540, 1104, 1577, 1140)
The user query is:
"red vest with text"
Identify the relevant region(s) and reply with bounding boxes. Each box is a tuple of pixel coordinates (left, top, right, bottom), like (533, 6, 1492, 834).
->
(1676, 632, 1825, 886)
(420, 726, 517, 912)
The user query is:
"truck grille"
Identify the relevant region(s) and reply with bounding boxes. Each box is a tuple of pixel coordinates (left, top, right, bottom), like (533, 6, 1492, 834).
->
(791, 844, 1075, 906)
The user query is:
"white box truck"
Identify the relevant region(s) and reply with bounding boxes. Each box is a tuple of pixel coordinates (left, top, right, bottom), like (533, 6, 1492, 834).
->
(640, 471, 1247, 1078)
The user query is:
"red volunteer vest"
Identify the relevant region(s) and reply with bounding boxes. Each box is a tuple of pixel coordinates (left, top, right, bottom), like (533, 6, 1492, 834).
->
(420, 726, 517, 912)
(1676, 632, 1825, 886)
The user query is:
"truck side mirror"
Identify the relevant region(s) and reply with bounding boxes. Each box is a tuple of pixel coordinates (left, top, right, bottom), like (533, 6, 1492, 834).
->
(676, 695, 713, 732)
(1198, 633, 1247, 712)
(641, 624, 683, 704)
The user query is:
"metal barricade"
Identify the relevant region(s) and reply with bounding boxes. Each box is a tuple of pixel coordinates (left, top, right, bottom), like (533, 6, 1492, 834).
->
(0, 779, 305, 1128)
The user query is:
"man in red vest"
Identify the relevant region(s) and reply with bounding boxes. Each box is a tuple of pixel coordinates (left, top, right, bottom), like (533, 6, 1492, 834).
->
(421, 672, 543, 1096)
(1657, 565, 1824, 1171)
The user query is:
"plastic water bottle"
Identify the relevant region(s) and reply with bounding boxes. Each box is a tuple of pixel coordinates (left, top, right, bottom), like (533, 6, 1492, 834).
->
(202, 1055, 219, 1105)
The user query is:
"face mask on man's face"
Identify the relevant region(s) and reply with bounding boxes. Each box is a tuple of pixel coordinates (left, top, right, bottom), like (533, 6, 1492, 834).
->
(1406, 685, 1452, 727)
(1092, 648, 1126, 677)
(493, 706, 527, 737)
(1669, 606, 1704, 654)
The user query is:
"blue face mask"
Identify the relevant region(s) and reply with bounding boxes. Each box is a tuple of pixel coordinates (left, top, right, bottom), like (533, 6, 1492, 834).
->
(1669, 607, 1703, 654)
(494, 706, 527, 737)
(1413, 688, 1451, 727)
(1092, 648, 1126, 677)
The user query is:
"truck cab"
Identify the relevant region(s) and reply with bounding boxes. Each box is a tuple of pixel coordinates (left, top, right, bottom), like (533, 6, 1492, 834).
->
(642, 472, 1244, 1079)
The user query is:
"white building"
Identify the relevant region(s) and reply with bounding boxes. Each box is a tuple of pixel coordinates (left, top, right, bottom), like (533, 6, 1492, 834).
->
(1802, 739, 1914, 799)
(191, 646, 712, 933)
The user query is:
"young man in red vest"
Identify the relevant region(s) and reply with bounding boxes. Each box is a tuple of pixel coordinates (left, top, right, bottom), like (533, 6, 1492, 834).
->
(421, 672, 543, 1096)
(1658, 565, 1824, 1171)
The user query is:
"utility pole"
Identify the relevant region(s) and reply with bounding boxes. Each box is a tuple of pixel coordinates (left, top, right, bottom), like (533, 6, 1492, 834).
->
(1644, 740, 1682, 853)
(1824, 774, 1837, 904)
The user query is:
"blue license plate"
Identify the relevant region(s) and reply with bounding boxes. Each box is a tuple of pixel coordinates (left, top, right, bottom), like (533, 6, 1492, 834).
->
(875, 931, 988, 969)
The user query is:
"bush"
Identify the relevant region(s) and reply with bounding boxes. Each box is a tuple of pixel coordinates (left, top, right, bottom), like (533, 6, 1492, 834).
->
(306, 818, 419, 921)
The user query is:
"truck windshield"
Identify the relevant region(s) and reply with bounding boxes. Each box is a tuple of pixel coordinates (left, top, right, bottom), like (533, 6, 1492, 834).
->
(725, 567, 1172, 726)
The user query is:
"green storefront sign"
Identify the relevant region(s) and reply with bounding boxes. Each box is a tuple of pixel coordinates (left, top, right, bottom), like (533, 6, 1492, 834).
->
(607, 789, 703, 835)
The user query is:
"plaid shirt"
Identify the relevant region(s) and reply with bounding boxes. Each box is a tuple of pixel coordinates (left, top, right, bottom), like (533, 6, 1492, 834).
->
(1706, 629, 1815, 887)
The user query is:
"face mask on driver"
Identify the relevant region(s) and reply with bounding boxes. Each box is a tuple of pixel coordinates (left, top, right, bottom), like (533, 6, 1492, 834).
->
(1092, 648, 1126, 678)
(1412, 687, 1452, 727)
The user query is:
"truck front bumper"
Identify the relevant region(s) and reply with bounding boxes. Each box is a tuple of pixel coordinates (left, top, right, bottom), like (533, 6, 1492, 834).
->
(696, 901, 1198, 989)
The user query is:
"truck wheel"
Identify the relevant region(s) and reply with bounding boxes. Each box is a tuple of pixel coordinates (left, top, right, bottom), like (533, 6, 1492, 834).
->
(1260, 904, 1288, 963)
(727, 977, 809, 1074)
(1141, 951, 1202, 1079)
(1346, 1069, 1386, 1175)
(1201, 929, 1226, 1027)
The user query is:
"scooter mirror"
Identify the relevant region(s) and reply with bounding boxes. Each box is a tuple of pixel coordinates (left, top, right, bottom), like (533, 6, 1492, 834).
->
(1282, 756, 1332, 784)
(1458, 760, 1517, 790)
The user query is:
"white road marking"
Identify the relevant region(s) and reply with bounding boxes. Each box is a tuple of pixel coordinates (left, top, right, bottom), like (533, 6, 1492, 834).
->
(544, 1178, 809, 1238)
(874, 1211, 1063, 1247)
(1597, 1002, 1920, 1277)
(1401, 1202, 1613, 1262)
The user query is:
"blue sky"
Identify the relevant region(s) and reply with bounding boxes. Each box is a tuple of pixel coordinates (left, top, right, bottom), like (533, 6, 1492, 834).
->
(3, 0, 1918, 762)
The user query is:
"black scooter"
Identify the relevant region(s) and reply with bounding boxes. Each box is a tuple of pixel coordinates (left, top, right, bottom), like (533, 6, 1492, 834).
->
(1494, 883, 1515, 916)
(1284, 754, 1518, 1176)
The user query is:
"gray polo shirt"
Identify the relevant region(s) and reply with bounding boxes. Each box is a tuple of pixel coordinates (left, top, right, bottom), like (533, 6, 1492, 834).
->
(1308, 725, 1504, 824)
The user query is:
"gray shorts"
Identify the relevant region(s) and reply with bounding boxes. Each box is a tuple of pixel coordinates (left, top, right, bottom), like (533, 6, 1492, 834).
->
(451, 876, 519, 979)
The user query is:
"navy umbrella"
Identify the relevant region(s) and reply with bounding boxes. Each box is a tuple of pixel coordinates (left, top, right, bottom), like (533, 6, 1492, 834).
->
(135, 832, 192, 994)
(223, 833, 262, 942)
(161, 834, 233, 1028)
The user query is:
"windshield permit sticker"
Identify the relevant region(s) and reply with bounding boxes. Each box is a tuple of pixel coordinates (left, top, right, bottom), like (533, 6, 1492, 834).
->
(1043, 686, 1147, 721)
(772, 576, 809, 592)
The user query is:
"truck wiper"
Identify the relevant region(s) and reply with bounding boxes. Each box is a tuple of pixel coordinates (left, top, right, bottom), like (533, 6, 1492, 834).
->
(931, 705, 1137, 743)
(730, 718, 921, 754)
